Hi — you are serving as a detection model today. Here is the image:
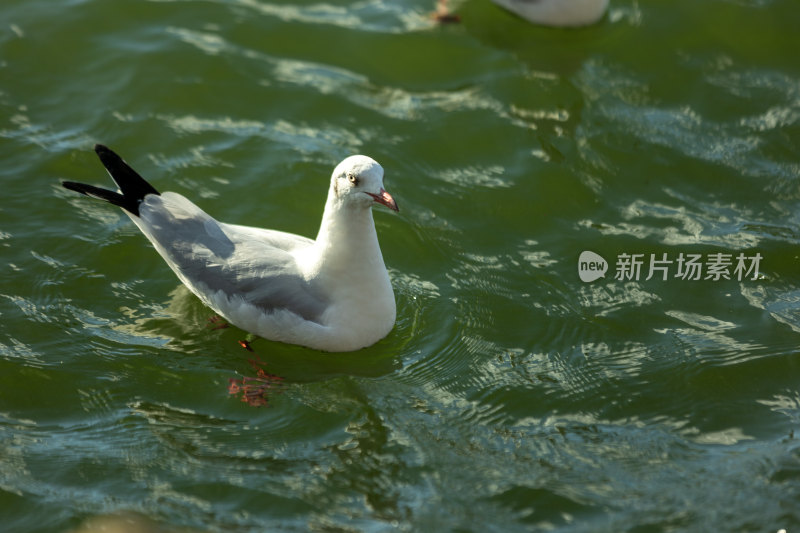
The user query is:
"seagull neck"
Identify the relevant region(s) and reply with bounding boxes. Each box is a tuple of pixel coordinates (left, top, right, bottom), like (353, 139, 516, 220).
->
(314, 201, 383, 270)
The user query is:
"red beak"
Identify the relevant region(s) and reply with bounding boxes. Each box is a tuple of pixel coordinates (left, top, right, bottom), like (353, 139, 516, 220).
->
(367, 188, 399, 212)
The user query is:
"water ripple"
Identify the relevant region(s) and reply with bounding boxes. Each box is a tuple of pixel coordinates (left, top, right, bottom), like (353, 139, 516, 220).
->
(155, 0, 440, 33)
(577, 55, 800, 182)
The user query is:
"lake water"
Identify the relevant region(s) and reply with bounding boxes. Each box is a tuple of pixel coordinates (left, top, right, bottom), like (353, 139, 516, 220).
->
(1, 0, 799, 531)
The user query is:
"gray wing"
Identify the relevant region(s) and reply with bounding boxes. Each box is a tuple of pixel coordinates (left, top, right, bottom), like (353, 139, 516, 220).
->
(135, 193, 328, 323)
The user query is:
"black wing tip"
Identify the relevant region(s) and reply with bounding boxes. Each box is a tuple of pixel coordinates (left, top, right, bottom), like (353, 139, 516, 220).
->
(94, 143, 111, 156)
(61, 180, 138, 214)
(61, 143, 161, 217)
(92, 142, 160, 196)
(62, 180, 101, 197)
(93, 143, 126, 171)
(62, 180, 83, 193)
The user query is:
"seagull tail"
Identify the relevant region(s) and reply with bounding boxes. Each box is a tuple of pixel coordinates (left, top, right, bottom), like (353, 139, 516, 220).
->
(62, 144, 160, 216)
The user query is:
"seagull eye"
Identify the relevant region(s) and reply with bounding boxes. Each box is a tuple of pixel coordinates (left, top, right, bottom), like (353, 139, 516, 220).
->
(348, 174, 359, 186)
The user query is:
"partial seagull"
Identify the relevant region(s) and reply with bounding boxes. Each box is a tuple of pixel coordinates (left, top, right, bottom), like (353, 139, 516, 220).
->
(63, 144, 399, 352)
(433, 0, 608, 27)
(490, 0, 609, 26)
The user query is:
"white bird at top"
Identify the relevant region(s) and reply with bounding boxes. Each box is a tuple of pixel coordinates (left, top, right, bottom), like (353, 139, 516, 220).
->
(492, 0, 608, 26)
(490, 0, 609, 26)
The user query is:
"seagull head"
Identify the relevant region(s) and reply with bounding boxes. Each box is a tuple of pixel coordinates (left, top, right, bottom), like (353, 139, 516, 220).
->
(330, 155, 399, 213)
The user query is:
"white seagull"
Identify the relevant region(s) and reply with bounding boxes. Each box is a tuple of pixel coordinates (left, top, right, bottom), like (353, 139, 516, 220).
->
(490, 0, 609, 27)
(64, 144, 399, 352)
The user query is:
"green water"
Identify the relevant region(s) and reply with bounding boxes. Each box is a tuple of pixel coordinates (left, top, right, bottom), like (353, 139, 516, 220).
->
(2, 0, 799, 531)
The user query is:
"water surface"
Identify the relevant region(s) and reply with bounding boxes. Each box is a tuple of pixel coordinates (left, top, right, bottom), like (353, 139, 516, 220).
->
(1, 0, 799, 531)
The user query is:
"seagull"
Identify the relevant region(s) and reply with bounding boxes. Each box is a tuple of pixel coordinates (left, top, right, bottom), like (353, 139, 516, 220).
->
(63, 144, 399, 352)
(490, 0, 609, 27)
